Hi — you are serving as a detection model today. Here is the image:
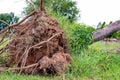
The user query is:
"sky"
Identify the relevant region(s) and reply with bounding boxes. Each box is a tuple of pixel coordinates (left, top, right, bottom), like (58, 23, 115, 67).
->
(0, 0, 120, 26)
(76, 0, 120, 26)
(0, 0, 26, 16)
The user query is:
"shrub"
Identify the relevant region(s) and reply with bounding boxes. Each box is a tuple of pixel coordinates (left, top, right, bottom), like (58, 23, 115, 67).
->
(69, 24, 95, 53)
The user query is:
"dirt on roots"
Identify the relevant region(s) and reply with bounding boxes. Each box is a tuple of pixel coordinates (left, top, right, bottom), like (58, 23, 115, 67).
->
(0, 9, 72, 75)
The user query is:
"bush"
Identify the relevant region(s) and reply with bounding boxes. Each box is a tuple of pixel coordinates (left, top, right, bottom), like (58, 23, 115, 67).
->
(69, 24, 95, 53)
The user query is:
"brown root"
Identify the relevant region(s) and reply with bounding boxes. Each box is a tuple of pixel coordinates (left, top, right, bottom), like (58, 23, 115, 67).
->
(0, 0, 72, 75)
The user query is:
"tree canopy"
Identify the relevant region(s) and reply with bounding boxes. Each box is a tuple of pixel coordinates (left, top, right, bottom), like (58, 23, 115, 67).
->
(23, 0, 80, 22)
(0, 12, 19, 30)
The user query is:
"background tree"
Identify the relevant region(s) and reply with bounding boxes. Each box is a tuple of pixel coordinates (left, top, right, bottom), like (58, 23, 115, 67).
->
(23, 0, 79, 22)
(0, 12, 19, 30)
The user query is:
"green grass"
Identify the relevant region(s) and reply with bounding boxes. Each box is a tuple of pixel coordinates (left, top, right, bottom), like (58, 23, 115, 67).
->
(90, 41, 120, 53)
(71, 49, 120, 80)
(0, 42, 120, 80)
(0, 37, 9, 49)
(0, 37, 10, 65)
(0, 72, 53, 80)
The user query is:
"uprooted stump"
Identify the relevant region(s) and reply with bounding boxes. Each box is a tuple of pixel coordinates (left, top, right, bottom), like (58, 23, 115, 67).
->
(0, 10, 72, 75)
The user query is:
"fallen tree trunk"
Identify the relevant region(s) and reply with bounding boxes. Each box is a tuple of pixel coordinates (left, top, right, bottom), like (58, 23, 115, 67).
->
(93, 20, 120, 42)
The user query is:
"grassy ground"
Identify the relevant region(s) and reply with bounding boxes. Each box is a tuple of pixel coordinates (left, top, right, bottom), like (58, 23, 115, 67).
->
(90, 41, 120, 53)
(0, 42, 120, 80)
(0, 38, 10, 65)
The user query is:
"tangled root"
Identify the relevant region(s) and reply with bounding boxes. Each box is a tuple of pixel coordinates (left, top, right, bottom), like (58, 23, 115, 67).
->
(0, 10, 72, 75)
(38, 52, 72, 75)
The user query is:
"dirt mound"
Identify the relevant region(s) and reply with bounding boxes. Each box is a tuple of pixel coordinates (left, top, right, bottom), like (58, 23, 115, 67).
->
(0, 0, 72, 75)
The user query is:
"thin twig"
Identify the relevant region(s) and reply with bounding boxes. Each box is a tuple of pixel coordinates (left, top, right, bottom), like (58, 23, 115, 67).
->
(0, 20, 9, 26)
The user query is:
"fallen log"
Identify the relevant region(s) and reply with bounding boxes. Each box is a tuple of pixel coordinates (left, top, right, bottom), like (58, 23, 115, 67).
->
(93, 20, 120, 42)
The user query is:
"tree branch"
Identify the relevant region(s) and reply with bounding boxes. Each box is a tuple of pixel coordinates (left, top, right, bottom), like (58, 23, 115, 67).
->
(0, 11, 36, 34)
(0, 20, 9, 26)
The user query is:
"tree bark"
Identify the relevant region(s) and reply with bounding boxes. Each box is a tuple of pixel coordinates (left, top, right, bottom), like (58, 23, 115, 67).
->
(93, 20, 120, 42)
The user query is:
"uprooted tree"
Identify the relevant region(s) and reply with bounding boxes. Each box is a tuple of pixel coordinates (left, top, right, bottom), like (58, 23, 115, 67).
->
(0, 0, 72, 75)
(0, 0, 120, 75)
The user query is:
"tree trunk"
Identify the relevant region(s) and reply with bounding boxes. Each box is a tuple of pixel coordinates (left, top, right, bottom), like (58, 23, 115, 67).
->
(93, 20, 120, 42)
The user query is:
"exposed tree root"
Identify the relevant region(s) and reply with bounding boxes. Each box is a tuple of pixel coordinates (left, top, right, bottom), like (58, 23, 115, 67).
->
(0, 0, 72, 75)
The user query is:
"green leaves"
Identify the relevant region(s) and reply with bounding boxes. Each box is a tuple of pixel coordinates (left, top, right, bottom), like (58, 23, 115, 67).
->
(0, 13, 19, 30)
(111, 31, 120, 39)
(0, 13, 19, 24)
(51, 0, 79, 22)
(23, 0, 79, 22)
(70, 24, 95, 53)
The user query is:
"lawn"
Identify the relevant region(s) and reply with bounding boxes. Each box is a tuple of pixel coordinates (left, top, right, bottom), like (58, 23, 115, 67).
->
(0, 41, 120, 80)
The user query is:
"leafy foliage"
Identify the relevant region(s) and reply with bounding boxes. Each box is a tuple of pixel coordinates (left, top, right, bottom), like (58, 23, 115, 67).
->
(51, 0, 79, 22)
(111, 31, 120, 39)
(0, 12, 19, 30)
(70, 24, 95, 53)
(23, 0, 79, 22)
